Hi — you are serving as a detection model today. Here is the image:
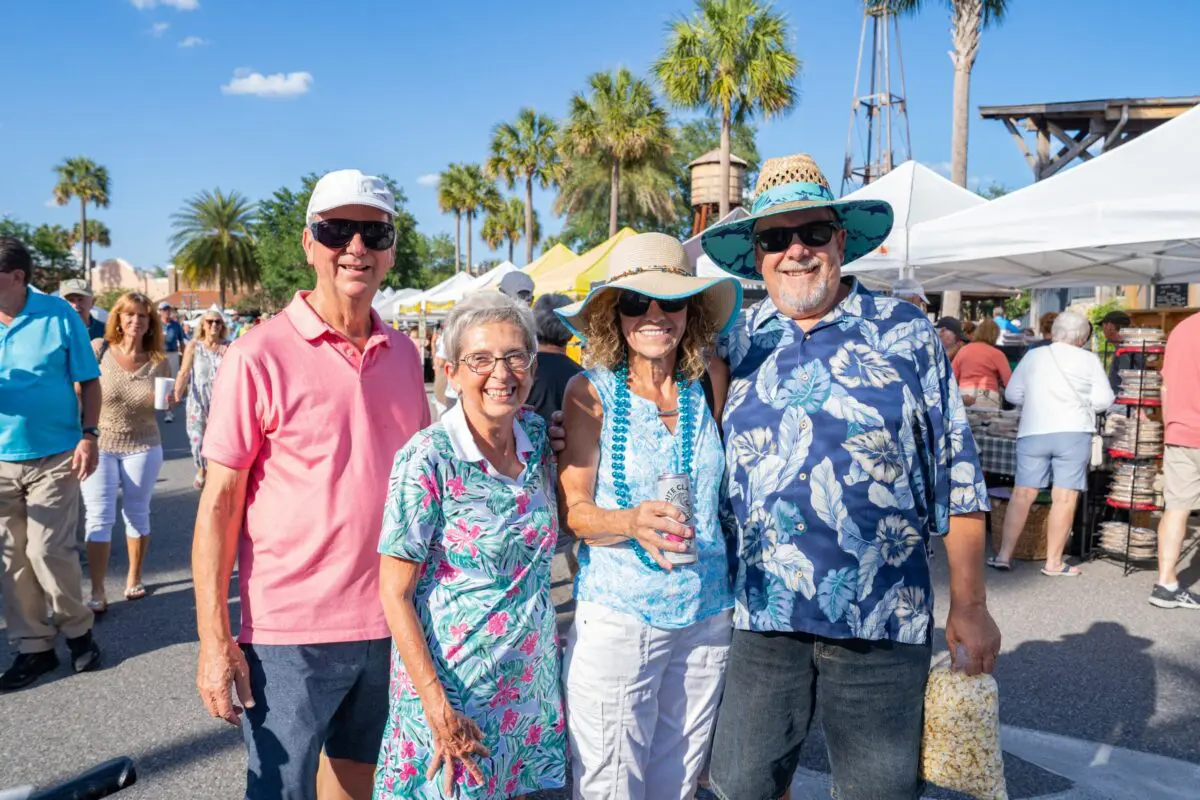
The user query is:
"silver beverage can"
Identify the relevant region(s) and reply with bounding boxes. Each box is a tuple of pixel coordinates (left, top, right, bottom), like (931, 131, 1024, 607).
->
(657, 472, 697, 565)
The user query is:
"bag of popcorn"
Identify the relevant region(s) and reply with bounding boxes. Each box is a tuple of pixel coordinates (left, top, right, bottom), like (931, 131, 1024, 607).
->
(919, 648, 1008, 799)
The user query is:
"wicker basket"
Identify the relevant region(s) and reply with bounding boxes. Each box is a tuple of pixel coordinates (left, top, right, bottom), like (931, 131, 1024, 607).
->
(988, 498, 1051, 561)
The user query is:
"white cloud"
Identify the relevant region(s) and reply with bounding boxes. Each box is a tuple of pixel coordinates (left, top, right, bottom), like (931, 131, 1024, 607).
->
(416, 174, 440, 187)
(131, 0, 200, 10)
(178, 36, 208, 48)
(150, 21, 170, 36)
(221, 68, 312, 99)
(44, 196, 60, 209)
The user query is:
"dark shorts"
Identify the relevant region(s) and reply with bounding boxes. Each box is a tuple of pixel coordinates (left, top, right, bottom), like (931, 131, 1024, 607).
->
(709, 629, 932, 800)
(241, 638, 390, 800)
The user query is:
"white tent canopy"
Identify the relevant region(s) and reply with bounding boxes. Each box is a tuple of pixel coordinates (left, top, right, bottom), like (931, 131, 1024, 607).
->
(840, 160, 987, 290)
(376, 288, 420, 322)
(909, 104, 1200, 290)
(394, 272, 473, 316)
(464, 261, 518, 294)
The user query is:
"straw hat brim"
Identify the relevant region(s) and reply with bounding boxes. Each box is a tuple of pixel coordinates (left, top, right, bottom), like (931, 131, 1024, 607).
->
(555, 270, 743, 343)
(700, 196, 893, 281)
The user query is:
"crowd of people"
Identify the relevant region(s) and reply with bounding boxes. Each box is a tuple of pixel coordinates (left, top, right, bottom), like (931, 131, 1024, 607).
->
(0, 153, 1193, 800)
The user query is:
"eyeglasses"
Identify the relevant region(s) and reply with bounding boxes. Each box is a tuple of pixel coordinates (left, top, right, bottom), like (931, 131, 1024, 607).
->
(752, 220, 841, 253)
(459, 350, 536, 375)
(309, 219, 396, 251)
(616, 291, 687, 317)
(204, 320, 223, 326)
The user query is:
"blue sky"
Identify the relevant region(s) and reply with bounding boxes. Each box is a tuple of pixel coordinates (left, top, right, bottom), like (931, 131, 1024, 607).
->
(1, 0, 1196, 272)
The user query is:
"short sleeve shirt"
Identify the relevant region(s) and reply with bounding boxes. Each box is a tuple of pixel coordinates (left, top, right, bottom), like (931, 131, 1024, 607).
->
(202, 292, 431, 645)
(722, 279, 989, 644)
(0, 287, 101, 460)
(1163, 312, 1200, 448)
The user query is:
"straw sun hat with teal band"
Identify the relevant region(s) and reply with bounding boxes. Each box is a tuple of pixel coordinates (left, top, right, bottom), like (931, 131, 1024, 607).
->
(700, 153, 895, 281)
(556, 232, 743, 342)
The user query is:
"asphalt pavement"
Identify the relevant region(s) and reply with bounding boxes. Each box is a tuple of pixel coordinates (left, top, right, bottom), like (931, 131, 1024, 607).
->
(2, 411, 1199, 799)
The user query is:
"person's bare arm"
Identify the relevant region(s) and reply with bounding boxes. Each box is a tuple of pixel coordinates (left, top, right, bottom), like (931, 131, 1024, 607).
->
(72, 378, 101, 480)
(557, 374, 691, 570)
(380, 556, 488, 792)
(175, 340, 197, 402)
(942, 512, 1001, 675)
(192, 461, 255, 725)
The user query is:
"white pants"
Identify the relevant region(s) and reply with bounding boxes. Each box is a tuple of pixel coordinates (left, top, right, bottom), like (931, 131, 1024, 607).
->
(81, 447, 164, 543)
(563, 601, 732, 800)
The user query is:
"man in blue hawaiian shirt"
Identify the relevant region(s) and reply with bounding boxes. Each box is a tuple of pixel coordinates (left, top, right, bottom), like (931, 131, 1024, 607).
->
(700, 154, 1001, 800)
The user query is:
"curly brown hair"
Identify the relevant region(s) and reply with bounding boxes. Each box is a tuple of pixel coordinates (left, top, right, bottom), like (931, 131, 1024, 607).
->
(580, 291, 720, 380)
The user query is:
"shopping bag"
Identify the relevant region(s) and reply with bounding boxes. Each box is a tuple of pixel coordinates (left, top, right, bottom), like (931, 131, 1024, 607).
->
(919, 648, 1008, 800)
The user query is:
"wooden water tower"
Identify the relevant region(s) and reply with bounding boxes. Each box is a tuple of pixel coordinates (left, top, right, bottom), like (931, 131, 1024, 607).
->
(688, 149, 747, 236)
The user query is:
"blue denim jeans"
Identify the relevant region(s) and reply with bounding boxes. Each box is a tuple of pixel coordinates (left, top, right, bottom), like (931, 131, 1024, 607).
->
(240, 638, 390, 800)
(709, 629, 932, 800)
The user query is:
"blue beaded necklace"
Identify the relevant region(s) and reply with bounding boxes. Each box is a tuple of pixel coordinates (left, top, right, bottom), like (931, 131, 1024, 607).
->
(610, 356, 695, 571)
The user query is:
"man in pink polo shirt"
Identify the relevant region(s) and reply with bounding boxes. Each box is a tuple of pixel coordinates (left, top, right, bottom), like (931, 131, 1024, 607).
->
(192, 169, 430, 800)
(1153, 312, 1200, 610)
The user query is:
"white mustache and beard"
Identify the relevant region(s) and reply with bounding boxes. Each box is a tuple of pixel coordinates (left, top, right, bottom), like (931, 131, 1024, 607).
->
(774, 255, 836, 316)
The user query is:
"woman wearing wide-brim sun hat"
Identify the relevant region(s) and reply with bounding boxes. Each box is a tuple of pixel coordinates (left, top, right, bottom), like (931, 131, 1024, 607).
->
(555, 231, 742, 799)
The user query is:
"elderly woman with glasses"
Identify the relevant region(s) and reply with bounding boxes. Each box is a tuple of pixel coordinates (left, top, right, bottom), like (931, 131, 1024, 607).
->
(374, 292, 567, 799)
(990, 310, 1114, 576)
(555, 232, 742, 799)
(173, 310, 229, 489)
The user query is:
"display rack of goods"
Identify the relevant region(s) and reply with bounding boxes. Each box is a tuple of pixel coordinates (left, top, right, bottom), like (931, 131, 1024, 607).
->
(1117, 369, 1162, 403)
(1097, 521, 1157, 561)
(1118, 327, 1166, 349)
(1107, 416, 1163, 459)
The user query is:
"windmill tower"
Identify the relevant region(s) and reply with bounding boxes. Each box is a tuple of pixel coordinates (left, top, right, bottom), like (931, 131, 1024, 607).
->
(841, 4, 912, 195)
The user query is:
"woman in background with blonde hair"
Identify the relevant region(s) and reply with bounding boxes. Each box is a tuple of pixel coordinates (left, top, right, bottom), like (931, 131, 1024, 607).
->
(82, 292, 173, 611)
(174, 310, 229, 489)
(951, 317, 1012, 409)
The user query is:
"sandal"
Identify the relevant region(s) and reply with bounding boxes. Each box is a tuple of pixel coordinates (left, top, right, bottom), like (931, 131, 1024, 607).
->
(1041, 564, 1082, 578)
(124, 584, 147, 600)
(986, 557, 1012, 571)
(87, 598, 108, 614)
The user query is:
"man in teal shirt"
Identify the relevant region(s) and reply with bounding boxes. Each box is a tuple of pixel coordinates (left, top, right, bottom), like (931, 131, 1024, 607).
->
(0, 237, 103, 691)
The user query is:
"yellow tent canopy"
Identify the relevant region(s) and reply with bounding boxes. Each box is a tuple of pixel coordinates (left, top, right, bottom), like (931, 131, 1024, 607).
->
(522, 243, 577, 281)
(533, 228, 637, 298)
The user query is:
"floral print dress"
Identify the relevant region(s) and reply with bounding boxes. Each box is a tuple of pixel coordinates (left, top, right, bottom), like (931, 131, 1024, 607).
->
(185, 343, 225, 470)
(375, 406, 567, 800)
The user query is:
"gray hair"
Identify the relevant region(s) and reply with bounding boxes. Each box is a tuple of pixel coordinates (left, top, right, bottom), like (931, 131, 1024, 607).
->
(442, 291, 537, 364)
(532, 293, 574, 346)
(1051, 309, 1092, 346)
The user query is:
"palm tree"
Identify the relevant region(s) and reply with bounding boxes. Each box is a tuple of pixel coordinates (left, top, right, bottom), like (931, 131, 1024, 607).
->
(655, 0, 799, 219)
(485, 109, 562, 265)
(555, 152, 676, 232)
(563, 68, 673, 236)
(169, 189, 258, 310)
(483, 197, 540, 264)
(458, 164, 502, 273)
(437, 163, 471, 272)
(53, 156, 111, 277)
(889, 0, 1009, 186)
(68, 220, 112, 263)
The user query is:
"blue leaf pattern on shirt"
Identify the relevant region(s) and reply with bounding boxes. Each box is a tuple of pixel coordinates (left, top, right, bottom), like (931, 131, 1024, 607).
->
(723, 284, 989, 643)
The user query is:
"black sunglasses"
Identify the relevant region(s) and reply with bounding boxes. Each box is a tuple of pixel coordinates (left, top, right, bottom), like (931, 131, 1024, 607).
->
(617, 291, 688, 317)
(309, 219, 396, 251)
(752, 220, 841, 253)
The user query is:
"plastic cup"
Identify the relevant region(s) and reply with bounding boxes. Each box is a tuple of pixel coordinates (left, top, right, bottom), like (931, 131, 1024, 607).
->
(154, 377, 173, 411)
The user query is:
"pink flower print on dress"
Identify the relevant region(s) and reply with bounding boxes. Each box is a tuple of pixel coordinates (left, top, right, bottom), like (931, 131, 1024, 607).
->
(449, 622, 469, 642)
(486, 611, 509, 637)
(510, 759, 524, 776)
(500, 707, 520, 733)
(506, 565, 529, 599)
(399, 740, 416, 759)
(522, 525, 539, 546)
(505, 777, 519, 796)
(525, 724, 543, 746)
(520, 663, 535, 684)
(397, 762, 417, 781)
(393, 669, 416, 697)
(515, 491, 530, 515)
(417, 471, 441, 508)
(445, 519, 482, 557)
(490, 675, 521, 709)
(553, 710, 566, 734)
(445, 475, 467, 499)
(488, 776, 498, 795)
(384, 774, 395, 792)
(433, 560, 459, 583)
(519, 632, 539, 656)
(539, 525, 557, 550)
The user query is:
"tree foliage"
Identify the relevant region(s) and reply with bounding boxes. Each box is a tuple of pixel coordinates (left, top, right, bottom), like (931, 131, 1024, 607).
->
(52, 156, 111, 276)
(483, 197, 540, 263)
(0, 217, 76, 290)
(170, 189, 259, 310)
(485, 108, 562, 265)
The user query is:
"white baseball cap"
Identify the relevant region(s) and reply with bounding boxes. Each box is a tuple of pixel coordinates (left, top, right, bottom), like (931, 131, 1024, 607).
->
(306, 169, 395, 224)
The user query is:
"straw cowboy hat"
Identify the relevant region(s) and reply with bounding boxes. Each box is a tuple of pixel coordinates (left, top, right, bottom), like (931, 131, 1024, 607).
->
(700, 153, 894, 281)
(556, 232, 743, 341)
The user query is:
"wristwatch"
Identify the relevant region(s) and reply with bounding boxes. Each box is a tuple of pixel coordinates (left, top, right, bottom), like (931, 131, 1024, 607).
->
(82, 427, 100, 439)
